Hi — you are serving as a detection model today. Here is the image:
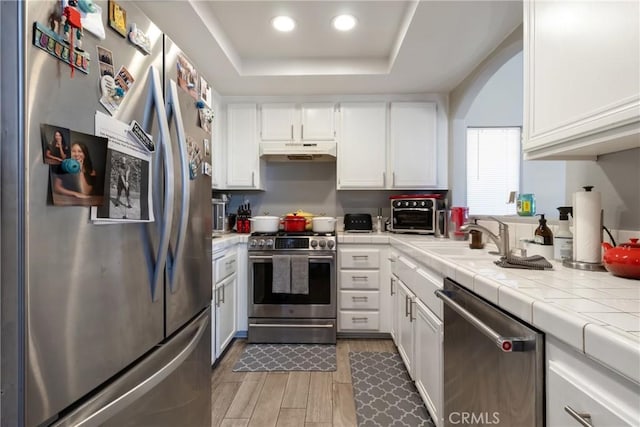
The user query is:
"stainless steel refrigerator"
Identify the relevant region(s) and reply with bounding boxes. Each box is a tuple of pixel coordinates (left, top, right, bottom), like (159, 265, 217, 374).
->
(1, 1, 213, 425)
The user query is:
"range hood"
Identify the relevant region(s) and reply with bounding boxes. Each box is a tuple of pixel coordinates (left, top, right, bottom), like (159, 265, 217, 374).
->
(259, 141, 337, 161)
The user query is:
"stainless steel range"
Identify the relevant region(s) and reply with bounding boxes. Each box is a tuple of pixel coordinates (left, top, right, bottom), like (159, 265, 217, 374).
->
(248, 232, 337, 344)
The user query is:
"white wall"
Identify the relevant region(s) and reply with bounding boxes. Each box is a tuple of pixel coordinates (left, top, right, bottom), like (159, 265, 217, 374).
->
(449, 26, 565, 219)
(566, 149, 640, 230)
(449, 25, 639, 231)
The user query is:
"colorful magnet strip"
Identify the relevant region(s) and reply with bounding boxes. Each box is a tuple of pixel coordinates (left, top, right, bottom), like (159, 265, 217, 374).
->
(33, 22, 90, 74)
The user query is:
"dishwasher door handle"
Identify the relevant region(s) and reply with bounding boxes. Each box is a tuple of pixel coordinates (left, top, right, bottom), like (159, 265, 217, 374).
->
(435, 289, 536, 352)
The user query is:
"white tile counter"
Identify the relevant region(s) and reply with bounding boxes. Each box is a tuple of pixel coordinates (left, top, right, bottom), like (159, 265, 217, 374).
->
(338, 232, 640, 384)
(212, 233, 248, 252)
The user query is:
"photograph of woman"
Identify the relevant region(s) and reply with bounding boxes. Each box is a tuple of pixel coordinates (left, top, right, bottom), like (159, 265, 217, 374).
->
(50, 131, 108, 206)
(40, 125, 71, 165)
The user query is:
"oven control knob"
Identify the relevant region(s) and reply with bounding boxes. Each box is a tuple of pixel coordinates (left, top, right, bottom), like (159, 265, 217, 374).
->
(258, 239, 266, 247)
(411, 201, 418, 207)
(265, 239, 273, 248)
(310, 240, 318, 248)
(249, 240, 257, 247)
(420, 201, 426, 207)
(319, 240, 327, 248)
(327, 240, 335, 249)
(402, 201, 409, 207)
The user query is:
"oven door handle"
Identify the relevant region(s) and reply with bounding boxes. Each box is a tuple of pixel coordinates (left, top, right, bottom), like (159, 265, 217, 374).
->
(248, 255, 335, 260)
(249, 323, 335, 328)
(435, 289, 537, 352)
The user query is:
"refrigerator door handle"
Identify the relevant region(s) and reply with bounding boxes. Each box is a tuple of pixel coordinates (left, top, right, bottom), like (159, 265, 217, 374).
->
(143, 66, 174, 301)
(51, 309, 210, 427)
(165, 80, 190, 293)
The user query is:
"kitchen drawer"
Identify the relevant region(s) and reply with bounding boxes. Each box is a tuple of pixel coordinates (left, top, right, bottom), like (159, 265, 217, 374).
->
(339, 311, 380, 330)
(548, 361, 637, 426)
(340, 290, 380, 310)
(397, 256, 417, 287)
(214, 251, 237, 283)
(415, 267, 443, 319)
(339, 270, 380, 290)
(340, 249, 380, 269)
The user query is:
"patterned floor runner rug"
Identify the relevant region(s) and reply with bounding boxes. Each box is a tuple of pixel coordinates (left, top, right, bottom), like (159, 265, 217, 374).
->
(232, 344, 336, 372)
(350, 352, 435, 427)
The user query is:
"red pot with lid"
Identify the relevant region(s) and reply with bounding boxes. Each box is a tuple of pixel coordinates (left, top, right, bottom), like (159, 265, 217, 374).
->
(282, 214, 307, 232)
(602, 238, 640, 279)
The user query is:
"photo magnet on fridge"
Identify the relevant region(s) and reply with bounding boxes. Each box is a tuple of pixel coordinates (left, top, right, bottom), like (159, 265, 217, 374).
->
(41, 124, 71, 165)
(108, 0, 127, 37)
(49, 129, 109, 207)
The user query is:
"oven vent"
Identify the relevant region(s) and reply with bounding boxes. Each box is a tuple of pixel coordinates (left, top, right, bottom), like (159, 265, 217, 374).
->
(260, 142, 337, 162)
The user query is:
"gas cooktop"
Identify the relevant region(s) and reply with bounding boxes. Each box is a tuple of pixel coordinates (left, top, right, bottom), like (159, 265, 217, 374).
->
(248, 232, 336, 251)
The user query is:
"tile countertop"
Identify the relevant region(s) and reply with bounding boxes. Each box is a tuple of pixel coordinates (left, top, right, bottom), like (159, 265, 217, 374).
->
(338, 232, 640, 385)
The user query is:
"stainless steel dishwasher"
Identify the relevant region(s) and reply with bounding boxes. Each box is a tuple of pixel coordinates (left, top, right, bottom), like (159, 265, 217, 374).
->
(435, 278, 544, 427)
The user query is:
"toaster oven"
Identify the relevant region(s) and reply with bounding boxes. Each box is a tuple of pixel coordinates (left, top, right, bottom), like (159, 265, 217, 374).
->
(390, 195, 445, 234)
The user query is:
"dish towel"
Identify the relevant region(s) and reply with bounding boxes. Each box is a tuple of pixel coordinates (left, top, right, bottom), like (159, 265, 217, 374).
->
(272, 255, 291, 293)
(495, 255, 553, 270)
(291, 255, 309, 295)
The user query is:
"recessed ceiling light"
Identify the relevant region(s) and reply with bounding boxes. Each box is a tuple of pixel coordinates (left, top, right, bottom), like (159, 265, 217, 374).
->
(332, 14, 357, 31)
(272, 16, 296, 32)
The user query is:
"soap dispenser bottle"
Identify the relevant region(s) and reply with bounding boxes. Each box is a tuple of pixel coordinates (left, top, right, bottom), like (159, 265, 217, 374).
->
(534, 214, 554, 246)
(554, 207, 573, 261)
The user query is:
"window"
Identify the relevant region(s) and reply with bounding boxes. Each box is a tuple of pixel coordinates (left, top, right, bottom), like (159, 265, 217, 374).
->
(466, 127, 521, 216)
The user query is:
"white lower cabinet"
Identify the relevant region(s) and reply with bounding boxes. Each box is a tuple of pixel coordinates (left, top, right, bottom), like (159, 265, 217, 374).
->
(396, 280, 415, 379)
(338, 246, 390, 333)
(214, 274, 237, 359)
(212, 246, 238, 363)
(390, 248, 444, 427)
(546, 337, 639, 427)
(414, 299, 443, 427)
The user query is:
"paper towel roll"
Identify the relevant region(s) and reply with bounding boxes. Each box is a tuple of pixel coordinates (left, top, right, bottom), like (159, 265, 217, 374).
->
(573, 189, 602, 263)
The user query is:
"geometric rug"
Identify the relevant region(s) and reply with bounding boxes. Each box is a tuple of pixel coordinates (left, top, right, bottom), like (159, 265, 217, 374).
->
(350, 352, 435, 427)
(232, 344, 336, 372)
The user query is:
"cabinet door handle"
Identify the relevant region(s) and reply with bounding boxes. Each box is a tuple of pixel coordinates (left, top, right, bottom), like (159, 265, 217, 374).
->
(383, 171, 386, 186)
(251, 172, 255, 187)
(351, 296, 368, 302)
(405, 295, 410, 317)
(390, 278, 395, 296)
(215, 287, 221, 307)
(387, 257, 396, 262)
(290, 124, 293, 140)
(220, 285, 225, 304)
(301, 124, 304, 140)
(564, 406, 593, 427)
(392, 172, 396, 187)
(409, 300, 415, 322)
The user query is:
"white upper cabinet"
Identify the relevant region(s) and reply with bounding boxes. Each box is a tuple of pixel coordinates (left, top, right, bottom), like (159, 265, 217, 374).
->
(337, 102, 387, 189)
(226, 103, 262, 189)
(523, 0, 640, 159)
(260, 102, 336, 142)
(301, 103, 336, 140)
(389, 102, 438, 188)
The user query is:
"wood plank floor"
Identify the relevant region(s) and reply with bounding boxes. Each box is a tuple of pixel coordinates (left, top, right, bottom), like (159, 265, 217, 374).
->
(211, 339, 397, 427)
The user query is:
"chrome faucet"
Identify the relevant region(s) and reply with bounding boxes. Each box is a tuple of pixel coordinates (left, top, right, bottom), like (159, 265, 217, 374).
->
(460, 216, 510, 257)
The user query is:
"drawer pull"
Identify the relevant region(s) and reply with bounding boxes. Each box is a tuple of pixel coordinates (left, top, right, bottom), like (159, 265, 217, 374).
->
(351, 317, 369, 323)
(351, 276, 368, 281)
(390, 278, 395, 296)
(405, 295, 410, 317)
(564, 406, 593, 427)
(352, 255, 369, 259)
(351, 296, 368, 302)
